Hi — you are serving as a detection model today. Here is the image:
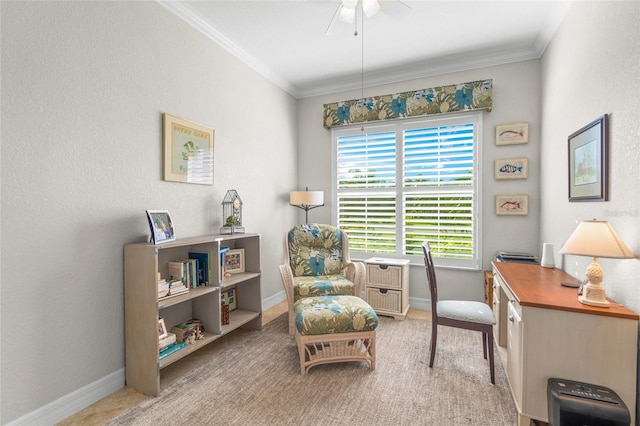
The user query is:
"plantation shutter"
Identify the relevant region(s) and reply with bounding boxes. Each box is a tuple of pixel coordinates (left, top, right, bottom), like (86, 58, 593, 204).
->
(333, 113, 481, 270)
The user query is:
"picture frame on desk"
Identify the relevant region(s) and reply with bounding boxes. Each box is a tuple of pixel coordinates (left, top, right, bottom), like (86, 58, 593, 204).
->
(162, 113, 214, 185)
(568, 114, 608, 202)
(224, 249, 245, 275)
(146, 210, 175, 244)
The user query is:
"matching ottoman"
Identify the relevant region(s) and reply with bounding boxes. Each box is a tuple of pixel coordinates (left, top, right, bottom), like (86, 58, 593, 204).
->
(294, 295, 379, 374)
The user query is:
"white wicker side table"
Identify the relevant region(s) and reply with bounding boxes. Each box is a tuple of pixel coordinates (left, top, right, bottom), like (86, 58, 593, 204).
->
(365, 257, 410, 320)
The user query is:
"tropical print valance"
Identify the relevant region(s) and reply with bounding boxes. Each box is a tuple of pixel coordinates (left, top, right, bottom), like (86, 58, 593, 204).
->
(323, 79, 492, 129)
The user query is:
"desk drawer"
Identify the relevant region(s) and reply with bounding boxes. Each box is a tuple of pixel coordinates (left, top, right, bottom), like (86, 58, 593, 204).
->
(366, 287, 402, 313)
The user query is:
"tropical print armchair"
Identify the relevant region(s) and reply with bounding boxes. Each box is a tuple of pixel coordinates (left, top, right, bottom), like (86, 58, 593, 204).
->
(279, 224, 366, 335)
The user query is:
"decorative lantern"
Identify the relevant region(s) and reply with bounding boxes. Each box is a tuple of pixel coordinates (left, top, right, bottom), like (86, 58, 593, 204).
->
(220, 189, 245, 234)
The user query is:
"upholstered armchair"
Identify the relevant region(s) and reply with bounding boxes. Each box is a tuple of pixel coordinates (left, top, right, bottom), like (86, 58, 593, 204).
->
(279, 223, 366, 335)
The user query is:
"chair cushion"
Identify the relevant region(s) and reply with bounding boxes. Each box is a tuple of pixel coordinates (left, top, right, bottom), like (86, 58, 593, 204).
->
(294, 295, 379, 335)
(287, 224, 344, 277)
(292, 275, 355, 303)
(437, 300, 496, 325)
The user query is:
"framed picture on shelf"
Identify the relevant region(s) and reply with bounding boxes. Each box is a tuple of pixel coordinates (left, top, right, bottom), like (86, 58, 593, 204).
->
(496, 122, 529, 145)
(495, 157, 528, 180)
(224, 249, 245, 274)
(146, 210, 175, 244)
(496, 194, 529, 216)
(162, 113, 215, 185)
(158, 318, 168, 339)
(568, 114, 608, 201)
(221, 287, 238, 311)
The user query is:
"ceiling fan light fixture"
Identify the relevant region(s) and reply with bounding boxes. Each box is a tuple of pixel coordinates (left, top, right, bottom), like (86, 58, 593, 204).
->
(338, 4, 356, 23)
(362, 0, 381, 18)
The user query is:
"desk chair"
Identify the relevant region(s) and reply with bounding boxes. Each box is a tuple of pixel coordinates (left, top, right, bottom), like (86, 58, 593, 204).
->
(422, 241, 496, 384)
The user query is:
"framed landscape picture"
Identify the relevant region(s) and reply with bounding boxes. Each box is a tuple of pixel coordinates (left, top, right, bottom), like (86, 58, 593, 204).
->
(163, 113, 215, 185)
(146, 210, 175, 244)
(568, 114, 608, 201)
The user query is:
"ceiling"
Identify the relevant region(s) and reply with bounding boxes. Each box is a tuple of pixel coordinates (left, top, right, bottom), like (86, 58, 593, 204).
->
(159, 0, 572, 99)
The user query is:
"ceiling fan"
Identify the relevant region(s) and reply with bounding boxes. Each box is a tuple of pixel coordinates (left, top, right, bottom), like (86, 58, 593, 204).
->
(325, 0, 412, 35)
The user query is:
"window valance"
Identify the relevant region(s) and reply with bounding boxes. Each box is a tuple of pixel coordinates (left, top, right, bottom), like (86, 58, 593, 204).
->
(323, 79, 492, 129)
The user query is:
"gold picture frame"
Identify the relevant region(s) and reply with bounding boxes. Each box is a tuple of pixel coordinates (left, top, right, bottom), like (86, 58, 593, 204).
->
(496, 194, 529, 216)
(162, 113, 214, 185)
(224, 249, 245, 275)
(496, 122, 529, 145)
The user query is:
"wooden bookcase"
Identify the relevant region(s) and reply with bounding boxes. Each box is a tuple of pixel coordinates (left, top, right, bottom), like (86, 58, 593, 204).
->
(124, 233, 261, 396)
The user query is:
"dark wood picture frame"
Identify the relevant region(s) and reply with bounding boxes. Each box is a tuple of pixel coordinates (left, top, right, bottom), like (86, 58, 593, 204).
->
(568, 114, 608, 202)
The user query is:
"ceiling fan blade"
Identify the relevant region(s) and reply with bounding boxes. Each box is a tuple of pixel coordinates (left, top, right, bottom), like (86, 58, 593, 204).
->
(380, 0, 412, 18)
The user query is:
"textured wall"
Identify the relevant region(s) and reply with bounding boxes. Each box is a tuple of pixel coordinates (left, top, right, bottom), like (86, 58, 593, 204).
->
(0, 2, 297, 422)
(540, 1, 640, 314)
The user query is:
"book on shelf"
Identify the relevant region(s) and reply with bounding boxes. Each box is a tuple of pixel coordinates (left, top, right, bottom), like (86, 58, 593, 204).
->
(189, 251, 212, 286)
(168, 261, 186, 285)
(159, 342, 186, 359)
(158, 279, 188, 300)
(168, 259, 199, 288)
(158, 332, 176, 350)
(219, 247, 230, 281)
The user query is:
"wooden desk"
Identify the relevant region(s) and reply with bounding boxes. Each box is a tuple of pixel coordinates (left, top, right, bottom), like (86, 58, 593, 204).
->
(492, 262, 638, 425)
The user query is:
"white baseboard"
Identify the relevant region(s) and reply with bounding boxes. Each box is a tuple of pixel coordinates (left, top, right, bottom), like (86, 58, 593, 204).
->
(409, 296, 430, 312)
(6, 368, 124, 426)
(262, 289, 287, 311)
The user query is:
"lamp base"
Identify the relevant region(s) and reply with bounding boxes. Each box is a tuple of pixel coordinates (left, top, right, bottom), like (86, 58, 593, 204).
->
(578, 283, 610, 307)
(578, 295, 610, 307)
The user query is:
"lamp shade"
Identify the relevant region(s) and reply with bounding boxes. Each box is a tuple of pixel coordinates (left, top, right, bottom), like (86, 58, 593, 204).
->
(290, 190, 324, 207)
(559, 220, 635, 259)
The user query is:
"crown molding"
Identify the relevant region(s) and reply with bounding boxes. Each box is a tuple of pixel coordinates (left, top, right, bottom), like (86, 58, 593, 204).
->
(157, 0, 301, 98)
(158, 0, 571, 100)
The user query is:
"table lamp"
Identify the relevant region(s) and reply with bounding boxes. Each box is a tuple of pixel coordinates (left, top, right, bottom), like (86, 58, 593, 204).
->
(290, 187, 324, 224)
(559, 219, 636, 307)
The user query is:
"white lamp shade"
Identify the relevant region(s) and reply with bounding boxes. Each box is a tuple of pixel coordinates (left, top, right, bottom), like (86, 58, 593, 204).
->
(363, 0, 381, 18)
(559, 220, 636, 259)
(338, 4, 356, 23)
(290, 190, 324, 207)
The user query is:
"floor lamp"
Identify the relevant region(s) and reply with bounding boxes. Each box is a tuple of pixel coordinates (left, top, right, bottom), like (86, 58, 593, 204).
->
(290, 188, 324, 224)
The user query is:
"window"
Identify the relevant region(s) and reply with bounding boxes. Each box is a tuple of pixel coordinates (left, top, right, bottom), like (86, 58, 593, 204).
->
(332, 113, 482, 269)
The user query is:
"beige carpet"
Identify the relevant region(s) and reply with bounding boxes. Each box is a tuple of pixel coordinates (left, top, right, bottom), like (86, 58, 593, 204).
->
(109, 314, 516, 425)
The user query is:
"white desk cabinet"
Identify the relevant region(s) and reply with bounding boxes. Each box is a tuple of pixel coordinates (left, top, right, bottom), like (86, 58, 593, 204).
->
(492, 262, 638, 425)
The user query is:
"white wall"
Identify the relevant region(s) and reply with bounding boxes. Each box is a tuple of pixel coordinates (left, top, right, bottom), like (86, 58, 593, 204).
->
(1, 2, 297, 423)
(540, 1, 640, 314)
(297, 61, 542, 303)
